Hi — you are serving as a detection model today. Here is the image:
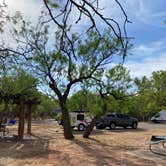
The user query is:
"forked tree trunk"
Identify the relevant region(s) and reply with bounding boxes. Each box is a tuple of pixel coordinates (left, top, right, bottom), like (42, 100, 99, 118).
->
(27, 104, 32, 134)
(60, 101, 74, 139)
(18, 101, 25, 140)
(83, 117, 98, 138)
(49, 82, 74, 139)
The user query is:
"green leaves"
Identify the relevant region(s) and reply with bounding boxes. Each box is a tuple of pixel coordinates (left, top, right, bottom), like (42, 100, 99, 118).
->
(67, 90, 102, 117)
(133, 70, 166, 120)
(0, 69, 38, 103)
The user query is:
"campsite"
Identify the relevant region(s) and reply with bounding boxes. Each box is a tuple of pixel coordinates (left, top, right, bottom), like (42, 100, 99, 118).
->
(0, 121, 166, 166)
(0, 0, 166, 165)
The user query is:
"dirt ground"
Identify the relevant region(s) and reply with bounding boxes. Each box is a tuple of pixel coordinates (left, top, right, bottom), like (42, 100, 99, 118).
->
(0, 121, 165, 166)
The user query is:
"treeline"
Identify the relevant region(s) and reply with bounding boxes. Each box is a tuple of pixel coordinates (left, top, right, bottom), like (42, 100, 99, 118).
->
(0, 65, 165, 140)
(67, 70, 166, 121)
(0, 69, 58, 121)
(1, 67, 165, 125)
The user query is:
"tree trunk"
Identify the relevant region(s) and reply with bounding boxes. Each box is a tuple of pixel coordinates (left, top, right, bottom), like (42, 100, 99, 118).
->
(18, 101, 25, 141)
(83, 117, 98, 138)
(3, 100, 9, 123)
(27, 104, 32, 134)
(60, 100, 74, 139)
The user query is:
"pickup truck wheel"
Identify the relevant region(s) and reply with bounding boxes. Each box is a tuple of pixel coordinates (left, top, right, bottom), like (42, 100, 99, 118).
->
(78, 124, 85, 131)
(96, 123, 105, 129)
(109, 123, 116, 130)
(132, 122, 137, 129)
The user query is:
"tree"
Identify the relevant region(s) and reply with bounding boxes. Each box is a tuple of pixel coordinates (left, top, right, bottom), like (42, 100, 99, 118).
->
(68, 89, 102, 116)
(13, 19, 127, 139)
(0, 74, 14, 119)
(34, 93, 58, 119)
(0, 68, 39, 140)
(43, 0, 131, 55)
(25, 98, 40, 135)
(38, 29, 124, 139)
(134, 75, 159, 121)
(83, 64, 132, 138)
(122, 71, 166, 121)
(1, 1, 131, 139)
(13, 70, 39, 140)
(152, 71, 166, 110)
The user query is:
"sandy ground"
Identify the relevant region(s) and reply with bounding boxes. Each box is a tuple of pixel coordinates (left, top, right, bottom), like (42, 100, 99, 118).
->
(0, 121, 165, 166)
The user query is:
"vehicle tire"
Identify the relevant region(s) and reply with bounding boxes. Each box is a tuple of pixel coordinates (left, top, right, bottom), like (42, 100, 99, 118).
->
(96, 123, 105, 129)
(109, 123, 116, 130)
(78, 124, 85, 131)
(132, 122, 137, 129)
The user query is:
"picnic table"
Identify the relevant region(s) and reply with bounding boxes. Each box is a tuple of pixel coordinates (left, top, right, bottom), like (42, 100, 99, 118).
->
(149, 135, 166, 156)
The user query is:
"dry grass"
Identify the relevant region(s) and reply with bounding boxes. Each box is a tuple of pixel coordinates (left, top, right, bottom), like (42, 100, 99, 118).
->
(0, 121, 165, 166)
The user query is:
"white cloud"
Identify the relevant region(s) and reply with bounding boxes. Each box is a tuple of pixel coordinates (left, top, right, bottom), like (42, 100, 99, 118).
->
(96, 0, 166, 28)
(4, 0, 166, 29)
(125, 55, 166, 78)
(1, 0, 50, 48)
(133, 39, 166, 57)
(70, 0, 166, 33)
(5, 0, 43, 22)
(125, 39, 166, 78)
(124, 0, 166, 28)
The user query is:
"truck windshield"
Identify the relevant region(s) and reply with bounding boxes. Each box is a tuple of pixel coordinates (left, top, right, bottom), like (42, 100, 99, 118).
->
(154, 114, 160, 118)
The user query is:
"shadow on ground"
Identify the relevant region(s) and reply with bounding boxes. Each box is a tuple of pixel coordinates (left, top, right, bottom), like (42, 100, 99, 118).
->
(73, 137, 159, 166)
(0, 134, 60, 160)
(73, 128, 105, 135)
(105, 127, 147, 132)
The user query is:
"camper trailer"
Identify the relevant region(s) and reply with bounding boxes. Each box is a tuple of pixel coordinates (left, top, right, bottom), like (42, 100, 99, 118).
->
(151, 110, 166, 123)
(57, 110, 91, 131)
(70, 111, 91, 131)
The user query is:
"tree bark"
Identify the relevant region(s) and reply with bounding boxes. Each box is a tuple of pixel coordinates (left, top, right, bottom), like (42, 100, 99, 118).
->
(60, 100, 74, 139)
(18, 101, 25, 141)
(83, 117, 98, 138)
(3, 100, 9, 123)
(27, 104, 32, 134)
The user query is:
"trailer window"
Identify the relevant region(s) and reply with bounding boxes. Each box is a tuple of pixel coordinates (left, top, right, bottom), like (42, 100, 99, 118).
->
(77, 114, 84, 121)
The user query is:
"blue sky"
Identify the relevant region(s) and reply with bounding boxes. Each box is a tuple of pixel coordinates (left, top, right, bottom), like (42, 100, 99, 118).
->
(121, 0, 166, 77)
(4, 0, 166, 78)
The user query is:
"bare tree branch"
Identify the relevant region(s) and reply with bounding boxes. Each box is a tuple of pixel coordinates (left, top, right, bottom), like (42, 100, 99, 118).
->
(43, 0, 131, 58)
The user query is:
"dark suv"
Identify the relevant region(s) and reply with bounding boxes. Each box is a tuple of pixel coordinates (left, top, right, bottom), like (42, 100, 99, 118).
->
(96, 113, 138, 129)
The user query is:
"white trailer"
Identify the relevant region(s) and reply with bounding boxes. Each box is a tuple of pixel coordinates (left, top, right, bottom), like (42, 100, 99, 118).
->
(151, 110, 166, 123)
(70, 111, 91, 131)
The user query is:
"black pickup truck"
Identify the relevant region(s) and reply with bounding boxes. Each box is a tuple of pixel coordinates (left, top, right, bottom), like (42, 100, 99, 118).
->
(96, 113, 138, 129)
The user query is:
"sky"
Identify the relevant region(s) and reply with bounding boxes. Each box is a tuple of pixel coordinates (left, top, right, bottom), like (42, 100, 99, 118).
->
(3, 0, 166, 78)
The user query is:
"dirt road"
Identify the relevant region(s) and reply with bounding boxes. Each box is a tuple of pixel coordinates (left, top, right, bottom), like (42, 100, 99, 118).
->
(0, 121, 165, 166)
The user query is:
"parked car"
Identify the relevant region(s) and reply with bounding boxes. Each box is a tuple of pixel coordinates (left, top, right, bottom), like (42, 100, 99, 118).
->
(151, 110, 166, 123)
(96, 113, 138, 129)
